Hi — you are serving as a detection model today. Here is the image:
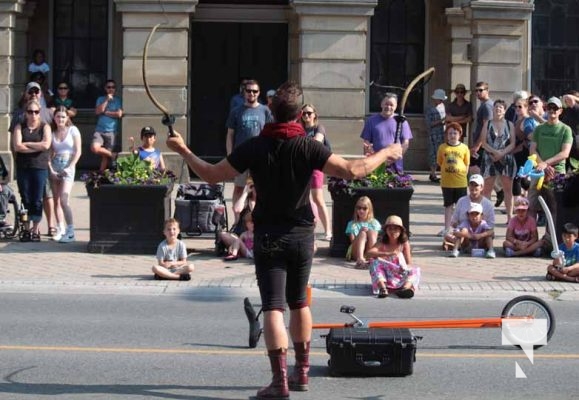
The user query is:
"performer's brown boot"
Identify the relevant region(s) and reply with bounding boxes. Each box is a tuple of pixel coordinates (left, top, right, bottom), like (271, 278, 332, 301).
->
(256, 348, 289, 400)
(288, 341, 310, 391)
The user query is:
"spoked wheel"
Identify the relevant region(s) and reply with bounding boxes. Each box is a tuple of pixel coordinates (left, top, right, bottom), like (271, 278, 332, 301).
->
(501, 295, 555, 349)
(0, 198, 19, 240)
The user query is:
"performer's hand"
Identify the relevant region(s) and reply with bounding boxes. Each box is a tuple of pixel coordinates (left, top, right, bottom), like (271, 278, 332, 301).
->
(166, 130, 189, 156)
(386, 142, 403, 162)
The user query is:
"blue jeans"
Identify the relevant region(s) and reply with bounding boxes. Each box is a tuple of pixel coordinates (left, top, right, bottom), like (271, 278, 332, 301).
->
(16, 168, 48, 223)
(254, 227, 315, 311)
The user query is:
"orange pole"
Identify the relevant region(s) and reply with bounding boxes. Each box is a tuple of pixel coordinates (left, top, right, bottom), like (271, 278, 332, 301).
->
(312, 317, 510, 330)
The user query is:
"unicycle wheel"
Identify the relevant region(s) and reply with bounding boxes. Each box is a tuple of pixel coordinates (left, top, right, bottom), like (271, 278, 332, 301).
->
(500, 295, 555, 349)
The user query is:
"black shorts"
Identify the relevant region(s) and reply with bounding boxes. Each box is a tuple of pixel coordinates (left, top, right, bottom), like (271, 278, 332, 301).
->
(442, 187, 467, 207)
(470, 149, 483, 167)
(254, 227, 314, 311)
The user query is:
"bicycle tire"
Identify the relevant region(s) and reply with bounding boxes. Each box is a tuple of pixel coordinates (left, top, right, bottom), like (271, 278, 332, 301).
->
(500, 295, 555, 349)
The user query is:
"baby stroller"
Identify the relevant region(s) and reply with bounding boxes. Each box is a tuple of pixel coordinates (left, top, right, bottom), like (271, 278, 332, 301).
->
(174, 182, 228, 253)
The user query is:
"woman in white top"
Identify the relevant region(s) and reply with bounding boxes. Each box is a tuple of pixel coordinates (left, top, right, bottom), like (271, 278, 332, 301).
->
(49, 106, 81, 242)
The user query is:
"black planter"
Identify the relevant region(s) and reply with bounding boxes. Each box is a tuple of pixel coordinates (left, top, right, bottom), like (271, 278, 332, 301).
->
(330, 187, 414, 257)
(86, 184, 173, 254)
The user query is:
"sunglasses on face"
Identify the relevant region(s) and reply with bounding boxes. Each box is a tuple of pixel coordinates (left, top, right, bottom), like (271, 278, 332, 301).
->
(26, 109, 40, 115)
(28, 88, 40, 94)
(245, 89, 259, 94)
(475, 88, 487, 93)
(302, 111, 314, 116)
(356, 206, 368, 210)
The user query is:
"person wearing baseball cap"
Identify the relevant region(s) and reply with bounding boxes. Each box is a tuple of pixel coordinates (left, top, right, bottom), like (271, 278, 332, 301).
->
(528, 95, 573, 226)
(446, 84, 472, 142)
(426, 89, 447, 182)
(134, 126, 165, 170)
(443, 173, 495, 252)
(449, 201, 495, 258)
(365, 214, 419, 299)
(503, 196, 545, 257)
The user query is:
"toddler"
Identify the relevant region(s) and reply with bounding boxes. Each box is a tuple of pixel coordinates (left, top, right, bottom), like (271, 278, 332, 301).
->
(450, 202, 495, 258)
(366, 215, 420, 298)
(152, 218, 195, 280)
(345, 196, 381, 268)
(546, 223, 579, 282)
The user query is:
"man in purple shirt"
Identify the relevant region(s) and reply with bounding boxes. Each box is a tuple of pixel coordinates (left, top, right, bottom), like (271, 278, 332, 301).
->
(360, 92, 412, 171)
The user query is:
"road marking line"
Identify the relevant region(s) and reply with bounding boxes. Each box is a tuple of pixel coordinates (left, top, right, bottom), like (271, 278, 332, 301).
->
(1, 345, 579, 359)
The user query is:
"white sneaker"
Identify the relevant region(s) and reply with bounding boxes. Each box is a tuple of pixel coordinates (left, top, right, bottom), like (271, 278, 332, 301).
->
(52, 227, 63, 241)
(449, 249, 459, 258)
(59, 228, 75, 243)
(485, 249, 496, 259)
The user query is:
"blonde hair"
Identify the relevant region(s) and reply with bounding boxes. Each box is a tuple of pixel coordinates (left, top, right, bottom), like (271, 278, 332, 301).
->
(164, 218, 180, 229)
(353, 196, 375, 222)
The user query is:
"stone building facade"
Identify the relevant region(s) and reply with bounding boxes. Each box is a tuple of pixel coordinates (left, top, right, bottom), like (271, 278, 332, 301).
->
(0, 0, 552, 177)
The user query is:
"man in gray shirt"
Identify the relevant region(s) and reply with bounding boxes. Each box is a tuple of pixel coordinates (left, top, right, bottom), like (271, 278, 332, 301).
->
(226, 80, 273, 221)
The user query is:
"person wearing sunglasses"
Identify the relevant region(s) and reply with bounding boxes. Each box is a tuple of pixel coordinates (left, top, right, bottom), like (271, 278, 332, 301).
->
(301, 103, 332, 241)
(50, 81, 77, 119)
(225, 79, 273, 223)
(91, 79, 123, 171)
(470, 82, 493, 175)
(11, 99, 52, 242)
(446, 83, 472, 142)
(167, 81, 402, 399)
(528, 96, 573, 226)
(528, 95, 547, 124)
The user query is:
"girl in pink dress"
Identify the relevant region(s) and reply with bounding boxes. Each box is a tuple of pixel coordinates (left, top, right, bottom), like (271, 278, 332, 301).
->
(366, 215, 420, 298)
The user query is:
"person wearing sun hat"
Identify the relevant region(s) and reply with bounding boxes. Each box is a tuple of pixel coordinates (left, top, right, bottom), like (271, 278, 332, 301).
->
(425, 89, 447, 182)
(449, 201, 495, 258)
(446, 84, 472, 140)
(503, 196, 545, 257)
(528, 96, 573, 228)
(366, 215, 420, 299)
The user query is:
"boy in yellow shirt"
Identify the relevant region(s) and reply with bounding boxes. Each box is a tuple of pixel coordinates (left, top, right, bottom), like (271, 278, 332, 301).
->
(437, 122, 470, 236)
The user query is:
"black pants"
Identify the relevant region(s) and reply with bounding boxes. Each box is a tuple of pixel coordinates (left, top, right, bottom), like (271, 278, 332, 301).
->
(254, 227, 314, 311)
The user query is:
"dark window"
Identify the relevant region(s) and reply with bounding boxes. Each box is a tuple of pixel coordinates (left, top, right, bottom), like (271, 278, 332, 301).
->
(532, 0, 579, 97)
(369, 0, 425, 114)
(53, 0, 109, 108)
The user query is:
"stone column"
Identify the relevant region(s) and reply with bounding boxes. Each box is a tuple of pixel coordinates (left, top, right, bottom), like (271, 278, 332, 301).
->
(0, 0, 27, 178)
(114, 0, 197, 173)
(290, 0, 378, 155)
(463, 0, 534, 103)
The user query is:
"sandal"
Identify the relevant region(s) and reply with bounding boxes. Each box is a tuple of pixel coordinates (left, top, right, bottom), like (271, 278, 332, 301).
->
(48, 227, 57, 237)
(377, 288, 388, 298)
(396, 287, 415, 299)
(224, 254, 239, 261)
(355, 260, 368, 270)
(31, 232, 41, 242)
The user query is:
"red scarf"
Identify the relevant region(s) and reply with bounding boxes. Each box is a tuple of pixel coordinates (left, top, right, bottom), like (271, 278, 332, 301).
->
(259, 122, 305, 139)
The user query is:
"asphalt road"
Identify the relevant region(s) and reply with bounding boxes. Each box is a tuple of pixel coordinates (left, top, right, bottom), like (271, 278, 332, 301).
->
(0, 292, 577, 400)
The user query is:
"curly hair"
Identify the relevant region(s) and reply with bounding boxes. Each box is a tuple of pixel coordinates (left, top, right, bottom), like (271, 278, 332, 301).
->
(270, 81, 303, 122)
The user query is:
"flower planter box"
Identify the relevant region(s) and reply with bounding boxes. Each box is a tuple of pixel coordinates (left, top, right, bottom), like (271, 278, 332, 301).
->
(86, 184, 173, 254)
(330, 187, 414, 257)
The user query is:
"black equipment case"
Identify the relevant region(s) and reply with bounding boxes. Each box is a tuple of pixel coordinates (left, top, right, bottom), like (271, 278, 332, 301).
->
(326, 327, 417, 377)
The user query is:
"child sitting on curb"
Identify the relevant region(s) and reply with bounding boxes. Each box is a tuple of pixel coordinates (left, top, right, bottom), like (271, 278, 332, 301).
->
(449, 202, 495, 258)
(503, 196, 544, 257)
(546, 223, 579, 282)
(152, 218, 194, 280)
(222, 212, 254, 261)
(345, 196, 381, 269)
(366, 215, 420, 299)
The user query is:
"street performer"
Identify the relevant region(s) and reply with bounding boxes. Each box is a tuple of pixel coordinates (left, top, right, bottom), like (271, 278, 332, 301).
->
(166, 82, 402, 400)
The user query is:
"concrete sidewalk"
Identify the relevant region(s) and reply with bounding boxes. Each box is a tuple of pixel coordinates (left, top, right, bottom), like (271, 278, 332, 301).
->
(1, 172, 577, 299)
